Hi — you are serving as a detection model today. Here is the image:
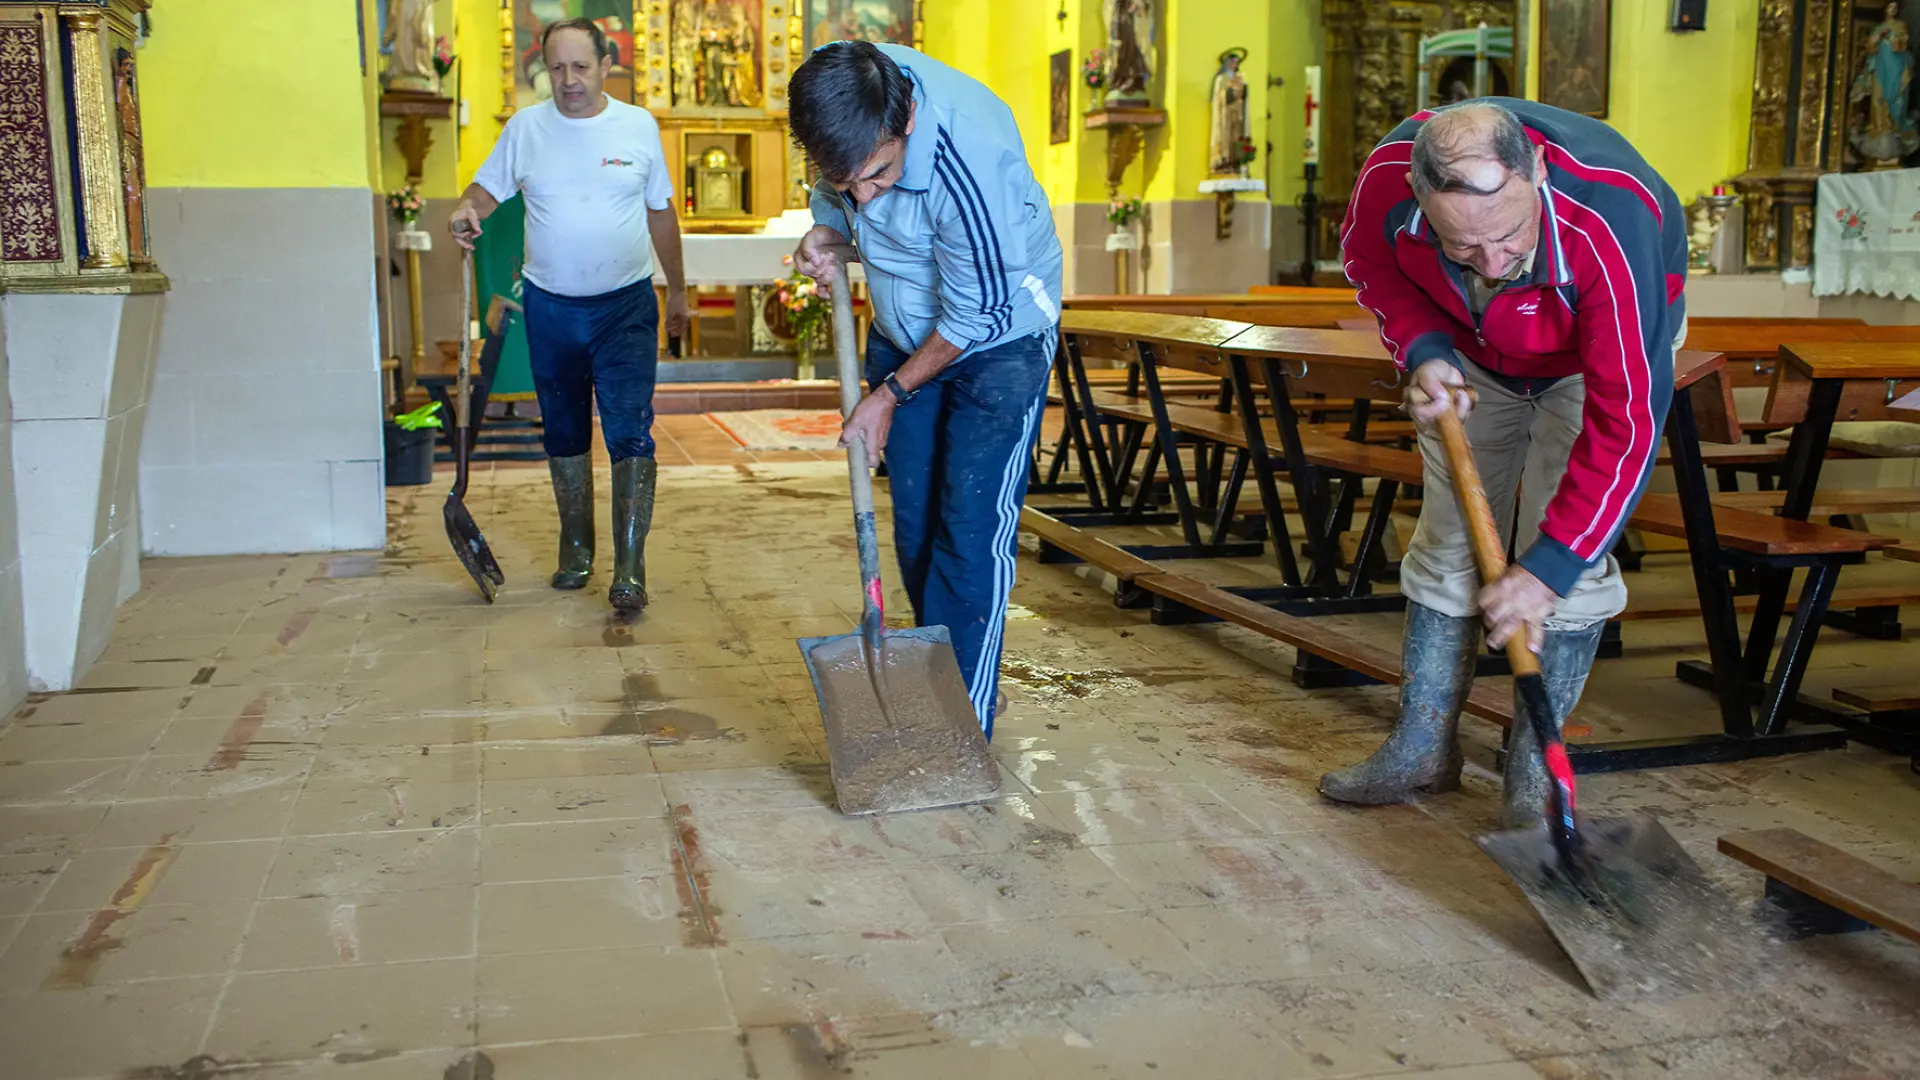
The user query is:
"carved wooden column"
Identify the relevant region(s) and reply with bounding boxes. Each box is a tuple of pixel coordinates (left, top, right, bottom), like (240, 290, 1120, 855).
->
(63, 9, 126, 270)
(1735, 0, 1856, 272)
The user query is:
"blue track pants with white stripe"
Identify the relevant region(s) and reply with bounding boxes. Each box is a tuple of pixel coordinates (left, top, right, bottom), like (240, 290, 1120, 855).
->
(865, 327, 1054, 741)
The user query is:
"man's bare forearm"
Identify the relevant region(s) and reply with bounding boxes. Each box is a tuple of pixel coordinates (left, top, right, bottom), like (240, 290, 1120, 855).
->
(647, 206, 686, 293)
(458, 183, 499, 222)
(891, 331, 964, 394)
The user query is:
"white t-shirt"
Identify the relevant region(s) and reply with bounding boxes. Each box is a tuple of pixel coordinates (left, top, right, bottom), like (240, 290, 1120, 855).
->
(472, 96, 673, 298)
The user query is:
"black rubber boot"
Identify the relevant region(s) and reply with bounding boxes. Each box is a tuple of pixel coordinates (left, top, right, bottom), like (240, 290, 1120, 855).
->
(1501, 619, 1606, 829)
(548, 454, 594, 590)
(1319, 602, 1480, 805)
(608, 457, 656, 612)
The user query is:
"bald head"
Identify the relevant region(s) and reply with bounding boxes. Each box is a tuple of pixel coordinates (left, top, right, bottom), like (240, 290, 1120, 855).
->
(1409, 104, 1537, 198)
(1407, 103, 1547, 281)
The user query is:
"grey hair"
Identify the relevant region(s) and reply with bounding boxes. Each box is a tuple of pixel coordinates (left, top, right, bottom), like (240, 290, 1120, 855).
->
(1408, 103, 1536, 198)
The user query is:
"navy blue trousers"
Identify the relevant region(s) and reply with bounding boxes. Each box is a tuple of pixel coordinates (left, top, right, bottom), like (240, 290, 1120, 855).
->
(866, 329, 1054, 739)
(523, 276, 659, 461)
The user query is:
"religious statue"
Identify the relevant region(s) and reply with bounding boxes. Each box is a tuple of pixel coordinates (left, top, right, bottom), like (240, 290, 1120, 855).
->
(114, 48, 151, 270)
(382, 0, 437, 93)
(674, 0, 762, 108)
(1208, 48, 1252, 177)
(1849, 2, 1919, 167)
(1101, 0, 1155, 106)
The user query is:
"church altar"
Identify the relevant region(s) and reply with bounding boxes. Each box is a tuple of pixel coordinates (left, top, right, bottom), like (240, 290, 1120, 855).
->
(1813, 167, 1920, 302)
(682, 210, 865, 286)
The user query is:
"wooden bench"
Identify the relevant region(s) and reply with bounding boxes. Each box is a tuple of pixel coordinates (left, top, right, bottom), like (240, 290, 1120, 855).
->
(1826, 684, 1920, 753)
(1718, 829, 1920, 943)
(1129, 571, 1592, 739)
(1619, 584, 1920, 621)
(1712, 488, 1920, 516)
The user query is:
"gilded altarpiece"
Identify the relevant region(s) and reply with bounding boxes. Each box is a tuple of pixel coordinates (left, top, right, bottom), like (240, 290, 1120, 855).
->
(506, 1, 920, 231)
(0, 0, 160, 290)
(1736, 0, 1907, 271)
(1318, 0, 1516, 253)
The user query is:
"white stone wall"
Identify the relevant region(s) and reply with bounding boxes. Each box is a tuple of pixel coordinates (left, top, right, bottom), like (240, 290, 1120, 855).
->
(3, 291, 163, 691)
(0, 302, 27, 713)
(140, 187, 386, 556)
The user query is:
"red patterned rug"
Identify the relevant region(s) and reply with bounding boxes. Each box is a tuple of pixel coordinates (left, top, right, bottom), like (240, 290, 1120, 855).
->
(705, 409, 845, 451)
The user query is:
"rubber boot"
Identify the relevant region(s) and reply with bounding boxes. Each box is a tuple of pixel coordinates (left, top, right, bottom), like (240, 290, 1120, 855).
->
(548, 454, 594, 590)
(608, 456, 657, 612)
(1319, 602, 1481, 805)
(1501, 620, 1606, 830)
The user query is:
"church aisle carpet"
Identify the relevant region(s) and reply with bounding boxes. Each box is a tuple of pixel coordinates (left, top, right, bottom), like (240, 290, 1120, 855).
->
(0, 461, 1912, 1078)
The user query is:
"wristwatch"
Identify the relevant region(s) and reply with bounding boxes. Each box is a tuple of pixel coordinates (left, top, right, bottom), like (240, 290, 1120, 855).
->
(884, 373, 916, 405)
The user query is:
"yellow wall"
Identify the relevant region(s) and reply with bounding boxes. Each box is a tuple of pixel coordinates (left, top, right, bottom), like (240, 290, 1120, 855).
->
(142, 0, 376, 188)
(1601, 0, 1756, 202)
(457, 0, 508, 191)
(1264, 0, 1320, 205)
(1520, 0, 1755, 202)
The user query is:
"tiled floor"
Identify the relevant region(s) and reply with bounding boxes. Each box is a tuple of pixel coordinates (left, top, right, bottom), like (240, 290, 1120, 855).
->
(0, 455, 1916, 1078)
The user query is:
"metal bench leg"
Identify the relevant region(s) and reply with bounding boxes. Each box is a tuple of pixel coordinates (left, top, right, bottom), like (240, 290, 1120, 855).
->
(1756, 561, 1840, 738)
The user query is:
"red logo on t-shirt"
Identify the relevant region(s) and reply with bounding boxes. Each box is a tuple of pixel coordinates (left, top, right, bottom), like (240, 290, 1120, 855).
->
(602, 157, 633, 167)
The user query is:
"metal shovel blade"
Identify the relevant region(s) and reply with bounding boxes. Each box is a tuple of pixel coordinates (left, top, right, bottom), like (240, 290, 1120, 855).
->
(1476, 812, 1759, 1001)
(797, 625, 1000, 816)
(443, 495, 504, 603)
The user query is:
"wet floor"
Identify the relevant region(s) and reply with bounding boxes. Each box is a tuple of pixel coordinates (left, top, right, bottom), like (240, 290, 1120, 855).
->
(0, 457, 1914, 1079)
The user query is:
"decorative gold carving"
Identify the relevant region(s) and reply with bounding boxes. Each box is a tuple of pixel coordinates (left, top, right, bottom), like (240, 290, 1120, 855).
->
(63, 11, 126, 270)
(1086, 106, 1165, 197)
(380, 91, 454, 187)
(496, 0, 514, 120)
(1748, 0, 1793, 170)
(1792, 0, 1832, 164)
(1789, 202, 1814, 268)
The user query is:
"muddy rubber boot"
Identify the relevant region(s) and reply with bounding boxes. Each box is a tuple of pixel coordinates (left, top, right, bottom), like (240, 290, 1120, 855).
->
(1319, 602, 1480, 805)
(608, 456, 656, 612)
(548, 454, 594, 590)
(1501, 620, 1606, 830)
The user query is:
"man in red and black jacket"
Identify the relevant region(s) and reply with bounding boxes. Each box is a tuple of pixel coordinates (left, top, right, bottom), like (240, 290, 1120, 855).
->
(1319, 101, 1687, 829)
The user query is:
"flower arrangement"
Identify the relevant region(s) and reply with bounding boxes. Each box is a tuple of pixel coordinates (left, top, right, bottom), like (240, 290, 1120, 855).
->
(1082, 50, 1106, 91)
(386, 185, 424, 225)
(433, 37, 456, 78)
(774, 264, 830, 355)
(1106, 195, 1143, 228)
(1236, 135, 1258, 167)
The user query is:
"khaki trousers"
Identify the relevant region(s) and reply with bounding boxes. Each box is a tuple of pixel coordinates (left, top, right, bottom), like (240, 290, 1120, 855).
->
(1399, 359, 1627, 631)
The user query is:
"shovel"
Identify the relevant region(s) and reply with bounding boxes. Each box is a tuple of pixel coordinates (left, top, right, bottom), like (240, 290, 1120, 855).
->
(796, 251, 1000, 816)
(444, 250, 505, 603)
(1435, 399, 1752, 1000)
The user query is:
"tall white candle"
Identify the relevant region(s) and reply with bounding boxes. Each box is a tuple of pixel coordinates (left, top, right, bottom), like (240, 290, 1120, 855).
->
(1303, 65, 1322, 167)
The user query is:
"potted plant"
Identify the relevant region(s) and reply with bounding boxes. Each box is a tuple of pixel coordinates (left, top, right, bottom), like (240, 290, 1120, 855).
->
(384, 400, 442, 486)
(774, 264, 831, 379)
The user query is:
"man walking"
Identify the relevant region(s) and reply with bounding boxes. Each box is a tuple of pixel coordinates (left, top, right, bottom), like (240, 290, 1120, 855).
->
(1322, 100, 1688, 827)
(450, 17, 689, 612)
(786, 41, 1063, 738)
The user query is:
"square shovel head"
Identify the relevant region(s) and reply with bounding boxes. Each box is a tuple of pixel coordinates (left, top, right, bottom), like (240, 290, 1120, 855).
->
(797, 625, 1001, 816)
(1476, 812, 1760, 1001)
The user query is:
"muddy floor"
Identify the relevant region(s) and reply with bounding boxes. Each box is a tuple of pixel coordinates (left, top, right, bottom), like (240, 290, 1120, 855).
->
(0, 457, 1913, 1079)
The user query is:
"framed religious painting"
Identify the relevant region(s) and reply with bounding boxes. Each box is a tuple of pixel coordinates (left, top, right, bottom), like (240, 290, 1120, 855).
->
(802, 0, 918, 52)
(1538, 0, 1610, 118)
(1050, 50, 1071, 144)
(668, 0, 766, 109)
(512, 0, 639, 110)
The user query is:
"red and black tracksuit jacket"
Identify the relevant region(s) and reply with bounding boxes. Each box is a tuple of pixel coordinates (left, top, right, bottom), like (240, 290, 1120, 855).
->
(1341, 99, 1689, 598)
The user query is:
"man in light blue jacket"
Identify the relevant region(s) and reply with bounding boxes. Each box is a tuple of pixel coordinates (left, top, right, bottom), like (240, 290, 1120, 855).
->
(788, 41, 1063, 739)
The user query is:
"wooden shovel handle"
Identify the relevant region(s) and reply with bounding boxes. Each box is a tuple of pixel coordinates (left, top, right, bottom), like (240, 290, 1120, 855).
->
(1433, 396, 1542, 679)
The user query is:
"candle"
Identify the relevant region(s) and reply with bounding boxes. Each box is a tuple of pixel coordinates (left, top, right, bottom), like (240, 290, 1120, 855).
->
(1303, 65, 1322, 167)
(1712, 184, 1728, 197)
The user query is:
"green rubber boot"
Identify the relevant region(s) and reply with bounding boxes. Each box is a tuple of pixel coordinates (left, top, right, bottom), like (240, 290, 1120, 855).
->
(608, 457, 657, 612)
(1319, 602, 1480, 805)
(1501, 620, 1606, 830)
(548, 454, 594, 590)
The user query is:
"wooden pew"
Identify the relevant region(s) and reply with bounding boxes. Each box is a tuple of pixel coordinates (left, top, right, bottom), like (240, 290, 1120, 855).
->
(1719, 829, 1920, 943)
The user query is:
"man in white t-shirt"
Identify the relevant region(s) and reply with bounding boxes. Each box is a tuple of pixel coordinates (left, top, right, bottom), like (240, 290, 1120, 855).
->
(450, 18, 688, 613)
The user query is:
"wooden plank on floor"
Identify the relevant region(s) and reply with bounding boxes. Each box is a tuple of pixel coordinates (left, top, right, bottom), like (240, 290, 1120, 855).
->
(1718, 829, 1920, 945)
(1832, 686, 1920, 712)
(1018, 508, 1161, 582)
(1619, 585, 1920, 621)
